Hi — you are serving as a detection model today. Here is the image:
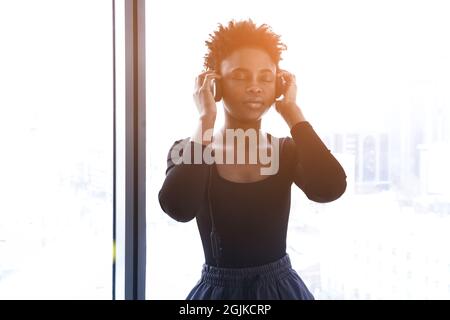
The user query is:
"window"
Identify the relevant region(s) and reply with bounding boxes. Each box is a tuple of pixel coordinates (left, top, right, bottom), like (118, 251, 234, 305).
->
(143, 0, 450, 300)
(0, 1, 113, 299)
(363, 136, 376, 182)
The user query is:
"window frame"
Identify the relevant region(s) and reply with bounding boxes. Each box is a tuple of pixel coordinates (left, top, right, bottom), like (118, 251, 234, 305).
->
(113, 0, 146, 300)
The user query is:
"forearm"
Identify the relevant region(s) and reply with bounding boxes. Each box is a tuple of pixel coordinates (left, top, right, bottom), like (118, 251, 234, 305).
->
(279, 103, 307, 130)
(190, 114, 216, 146)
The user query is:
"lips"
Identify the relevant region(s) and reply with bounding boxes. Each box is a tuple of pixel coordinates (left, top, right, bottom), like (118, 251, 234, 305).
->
(243, 99, 264, 108)
(244, 99, 264, 103)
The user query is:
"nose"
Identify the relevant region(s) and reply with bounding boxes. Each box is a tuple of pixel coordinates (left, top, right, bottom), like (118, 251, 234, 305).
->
(246, 85, 262, 95)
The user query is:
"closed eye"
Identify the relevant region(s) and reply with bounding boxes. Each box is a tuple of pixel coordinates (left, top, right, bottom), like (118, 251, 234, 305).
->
(260, 71, 275, 82)
(231, 72, 247, 80)
(261, 75, 274, 82)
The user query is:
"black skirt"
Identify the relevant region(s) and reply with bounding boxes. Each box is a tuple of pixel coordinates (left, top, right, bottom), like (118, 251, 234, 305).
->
(186, 254, 315, 300)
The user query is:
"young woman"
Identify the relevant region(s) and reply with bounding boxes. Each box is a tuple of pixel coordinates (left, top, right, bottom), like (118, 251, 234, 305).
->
(158, 19, 347, 300)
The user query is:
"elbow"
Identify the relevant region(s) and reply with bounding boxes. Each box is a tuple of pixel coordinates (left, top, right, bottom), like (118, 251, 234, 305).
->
(305, 175, 347, 203)
(158, 189, 196, 223)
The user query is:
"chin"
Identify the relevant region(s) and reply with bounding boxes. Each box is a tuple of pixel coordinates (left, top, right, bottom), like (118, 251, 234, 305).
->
(225, 104, 268, 123)
(238, 111, 265, 123)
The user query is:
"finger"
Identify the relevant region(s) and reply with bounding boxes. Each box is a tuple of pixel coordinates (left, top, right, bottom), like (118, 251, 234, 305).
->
(195, 70, 217, 89)
(195, 71, 210, 87)
(276, 70, 290, 85)
(282, 72, 296, 85)
(278, 69, 295, 78)
(201, 72, 221, 90)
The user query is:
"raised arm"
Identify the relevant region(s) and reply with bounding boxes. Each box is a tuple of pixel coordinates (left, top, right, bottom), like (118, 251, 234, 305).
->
(288, 121, 347, 203)
(274, 71, 347, 202)
(158, 70, 220, 222)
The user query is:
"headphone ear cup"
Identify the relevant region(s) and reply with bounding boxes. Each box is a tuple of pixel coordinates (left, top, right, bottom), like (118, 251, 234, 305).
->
(214, 79, 223, 102)
(275, 75, 283, 99)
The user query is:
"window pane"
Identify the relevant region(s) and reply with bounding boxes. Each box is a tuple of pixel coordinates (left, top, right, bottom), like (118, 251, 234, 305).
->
(0, 0, 113, 299)
(147, 0, 450, 299)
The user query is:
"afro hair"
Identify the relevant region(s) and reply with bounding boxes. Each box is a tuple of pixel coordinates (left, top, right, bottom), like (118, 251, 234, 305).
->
(203, 19, 287, 72)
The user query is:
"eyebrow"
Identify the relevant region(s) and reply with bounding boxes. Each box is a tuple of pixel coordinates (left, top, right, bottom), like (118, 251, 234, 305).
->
(231, 67, 274, 74)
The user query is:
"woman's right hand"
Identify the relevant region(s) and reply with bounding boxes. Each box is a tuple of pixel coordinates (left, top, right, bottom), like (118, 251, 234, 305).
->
(193, 70, 221, 119)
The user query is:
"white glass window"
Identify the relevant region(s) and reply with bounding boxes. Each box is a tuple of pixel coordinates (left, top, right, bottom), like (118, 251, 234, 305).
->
(146, 0, 450, 299)
(0, 0, 113, 299)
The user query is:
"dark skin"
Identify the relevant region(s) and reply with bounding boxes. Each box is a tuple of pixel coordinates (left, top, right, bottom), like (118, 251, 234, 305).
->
(192, 47, 306, 183)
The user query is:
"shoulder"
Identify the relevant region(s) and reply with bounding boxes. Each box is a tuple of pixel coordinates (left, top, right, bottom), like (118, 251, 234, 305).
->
(276, 121, 315, 160)
(169, 137, 190, 148)
(267, 133, 294, 155)
(163, 137, 192, 175)
(166, 137, 191, 154)
(280, 136, 296, 163)
(265, 133, 297, 172)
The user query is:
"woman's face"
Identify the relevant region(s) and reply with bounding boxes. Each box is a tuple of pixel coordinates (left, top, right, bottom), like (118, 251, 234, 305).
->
(219, 47, 277, 122)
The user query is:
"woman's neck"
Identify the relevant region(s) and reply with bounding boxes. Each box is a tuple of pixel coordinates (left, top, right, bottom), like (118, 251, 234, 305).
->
(219, 114, 262, 135)
(213, 114, 271, 162)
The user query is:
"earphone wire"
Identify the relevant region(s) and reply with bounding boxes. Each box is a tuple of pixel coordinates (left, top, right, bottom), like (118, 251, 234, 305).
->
(208, 163, 222, 267)
(207, 165, 215, 231)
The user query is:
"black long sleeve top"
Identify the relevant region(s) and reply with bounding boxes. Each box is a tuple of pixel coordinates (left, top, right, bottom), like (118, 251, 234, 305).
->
(158, 121, 347, 267)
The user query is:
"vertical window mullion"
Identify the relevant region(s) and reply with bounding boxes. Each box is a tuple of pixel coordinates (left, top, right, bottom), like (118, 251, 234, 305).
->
(115, 0, 146, 300)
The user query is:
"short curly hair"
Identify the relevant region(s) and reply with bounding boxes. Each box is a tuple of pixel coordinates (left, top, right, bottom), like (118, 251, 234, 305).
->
(203, 19, 287, 72)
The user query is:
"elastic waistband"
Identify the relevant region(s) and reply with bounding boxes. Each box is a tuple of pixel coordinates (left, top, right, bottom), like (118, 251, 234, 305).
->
(200, 254, 293, 287)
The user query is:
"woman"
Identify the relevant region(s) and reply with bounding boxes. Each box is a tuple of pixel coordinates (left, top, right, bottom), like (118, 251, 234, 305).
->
(158, 19, 347, 300)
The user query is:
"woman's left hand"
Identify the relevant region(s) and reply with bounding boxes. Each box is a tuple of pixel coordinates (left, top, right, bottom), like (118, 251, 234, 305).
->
(274, 70, 297, 113)
(274, 70, 306, 128)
